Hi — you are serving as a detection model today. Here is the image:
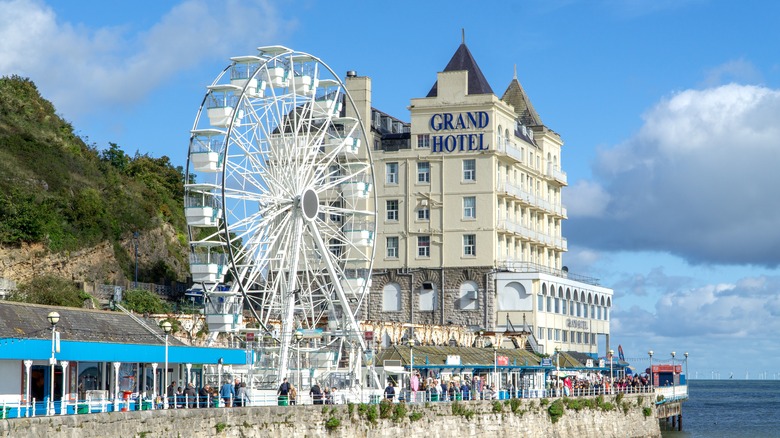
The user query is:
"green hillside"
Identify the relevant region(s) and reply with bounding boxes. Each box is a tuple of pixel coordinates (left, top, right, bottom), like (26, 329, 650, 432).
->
(0, 75, 187, 282)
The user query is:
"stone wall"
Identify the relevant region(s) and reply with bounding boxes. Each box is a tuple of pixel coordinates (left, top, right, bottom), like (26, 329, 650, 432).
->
(0, 395, 660, 438)
(368, 267, 496, 332)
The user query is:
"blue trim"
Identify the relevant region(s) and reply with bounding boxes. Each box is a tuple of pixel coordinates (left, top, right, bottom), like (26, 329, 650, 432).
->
(0, 339, 246, 365)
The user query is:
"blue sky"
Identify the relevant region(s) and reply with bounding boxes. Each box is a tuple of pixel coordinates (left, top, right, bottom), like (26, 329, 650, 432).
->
(3, 0, 780, 379)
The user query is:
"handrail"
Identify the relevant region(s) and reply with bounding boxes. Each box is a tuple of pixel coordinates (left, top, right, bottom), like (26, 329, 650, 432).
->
(113, 302, 166, 343)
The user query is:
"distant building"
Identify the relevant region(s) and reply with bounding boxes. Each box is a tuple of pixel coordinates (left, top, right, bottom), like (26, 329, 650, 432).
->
(346, 42, 613, 356)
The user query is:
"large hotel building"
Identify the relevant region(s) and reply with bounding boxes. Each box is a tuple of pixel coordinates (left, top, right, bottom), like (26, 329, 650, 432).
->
(347, 42, 613, 356)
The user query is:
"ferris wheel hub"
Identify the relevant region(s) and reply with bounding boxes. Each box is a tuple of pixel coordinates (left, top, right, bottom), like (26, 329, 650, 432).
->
(301, 188, 319, 221)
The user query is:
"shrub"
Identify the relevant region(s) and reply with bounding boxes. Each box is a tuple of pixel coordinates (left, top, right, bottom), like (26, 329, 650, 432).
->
(643, 407, 653, 417)
(615, 392, 625, 404)
(409, 411, 423, 422)
(510, 397, 522, 413)
(122, 288, 171, 314)
(540, 398, 550, 406)
(325, 417, 340, 430)
(379, 399, 393, 419)
(393, 402, 407, 422)
(548, 399, 565, 424)
(492, 401, 503, 413)
(215, 422, 227, 433)
(365, 404, 378, 424)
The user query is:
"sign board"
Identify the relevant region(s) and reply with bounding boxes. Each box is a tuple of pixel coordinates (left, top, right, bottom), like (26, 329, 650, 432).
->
(599, 359, 605, 368)
(541, 358, 553, 367)
(585, 359, 594, 368)
(446, 355, 461, 365)
(496, 356, 509, 366)
(364, 331, 374, 341)
(246, 332, 254, 342)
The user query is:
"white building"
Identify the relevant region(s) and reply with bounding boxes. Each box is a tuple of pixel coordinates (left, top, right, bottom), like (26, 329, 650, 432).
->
(345, 41, 612, 356)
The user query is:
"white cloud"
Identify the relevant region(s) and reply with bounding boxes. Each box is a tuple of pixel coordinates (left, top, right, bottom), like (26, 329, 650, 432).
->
(0, 0, 292, 116)
(564, 180, 610, 218)
(703, 59, 764, 87)
(567, 84, 780, 267)
(611, 275, 780, 375)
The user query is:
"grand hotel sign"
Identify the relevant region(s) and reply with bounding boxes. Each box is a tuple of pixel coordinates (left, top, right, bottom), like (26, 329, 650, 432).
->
(429, 111, 490, 153)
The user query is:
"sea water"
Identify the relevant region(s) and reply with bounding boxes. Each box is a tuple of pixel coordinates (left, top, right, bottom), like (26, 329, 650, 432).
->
(661, 379, 780, 438)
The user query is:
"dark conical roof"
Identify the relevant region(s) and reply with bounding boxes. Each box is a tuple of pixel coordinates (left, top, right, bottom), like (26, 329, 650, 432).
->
(426, 43, 494, 97)
(501, 74, 543, 127)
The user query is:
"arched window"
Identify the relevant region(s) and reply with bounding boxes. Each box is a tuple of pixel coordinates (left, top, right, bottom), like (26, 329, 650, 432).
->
(382, 283, 401, 312)
(498, 282, 531, 311)
(456, 281, 479, 310)
(419, 283, 436, 311)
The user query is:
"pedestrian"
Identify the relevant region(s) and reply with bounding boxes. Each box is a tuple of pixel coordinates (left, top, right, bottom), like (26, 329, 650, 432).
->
(310, 381, 323, 405)
(277, 377, 291, 405)
(220, 379, 235, 407)
(236, 382, 249, 407)
(184, 382, 197, 408)
(198, 384, 210, 408)
(166, 380, 176, 408)
(384, 381, 395, 401)
(289, 384, 297, 405)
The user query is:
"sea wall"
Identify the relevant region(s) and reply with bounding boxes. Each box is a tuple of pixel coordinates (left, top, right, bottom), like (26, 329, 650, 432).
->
(0, 395, 660, 438)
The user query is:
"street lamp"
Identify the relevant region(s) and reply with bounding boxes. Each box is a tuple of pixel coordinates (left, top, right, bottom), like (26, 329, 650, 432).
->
(47, 311, 60, 416)
(671, 351, 676, 400)
(493, 343, 499, 396)
(608, 349, 614, 394)
(161, 321, 172, 409)
(555, 347, 561, 397)
(648, 350, 654, 389)
(133, 231, 139, 287)
(294, 331, 303, 403)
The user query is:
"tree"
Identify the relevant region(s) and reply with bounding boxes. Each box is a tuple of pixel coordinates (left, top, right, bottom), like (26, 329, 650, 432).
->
(121, 288, 171, 314)
(8, 275, 92, 307)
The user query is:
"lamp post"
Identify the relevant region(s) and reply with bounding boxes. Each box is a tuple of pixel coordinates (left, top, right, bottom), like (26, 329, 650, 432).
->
(648, 350, 654, 389)
(161, 321, 172, 409)
(294, 331, 303, 402)
(493, 343, 498, 396)
(133, 231, 139, 287)
(608, 349, 614, 395)
(555, 347, 561, 397)
(47, 311, 60, 416)
(671, 351, 676, 400)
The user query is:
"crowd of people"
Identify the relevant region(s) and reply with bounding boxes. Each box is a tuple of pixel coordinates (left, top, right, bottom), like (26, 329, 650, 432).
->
(153, 371, 654, 409)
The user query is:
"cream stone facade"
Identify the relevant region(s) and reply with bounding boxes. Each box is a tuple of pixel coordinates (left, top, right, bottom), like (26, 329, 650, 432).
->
(344, 43, 612, 356)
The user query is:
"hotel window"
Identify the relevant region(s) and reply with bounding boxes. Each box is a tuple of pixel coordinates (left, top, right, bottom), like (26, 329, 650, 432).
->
(417, 161, 430, 183)
(590, 305, 595, 319)
(537, 295, 544, 311)
(417, 207, 429, 221)
(386, 236, 399, 258)
(547, 328, 553, 340)
(417, 235, 430, 257)
(417, 134, 430, 148)
(463, 234, 476, 256)
(554, 298, 560, 313)
(577, 332, 582, 344)
(386, 200, 399, 221)
(463, 159, 476, 181)
(386, 162, 398, 184)
(554, 329, 561, 341)
(547, 296, 552, 312)
(538, 327, 544, 340)
(382, 283, 401, 312)
(562, 331, 568, 342)
(570, 301, 575, 315)
(463, 196, 476, 219)
(329, 201, 342, 223)
(570, 331, 575, 342)
(328, 165, 340, 182)
(562, 299, 567, 315)
(597, 306, 602, 320)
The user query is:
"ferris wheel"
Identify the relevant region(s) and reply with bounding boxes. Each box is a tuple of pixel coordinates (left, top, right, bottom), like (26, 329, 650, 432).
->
(184, 46, 376, 380)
